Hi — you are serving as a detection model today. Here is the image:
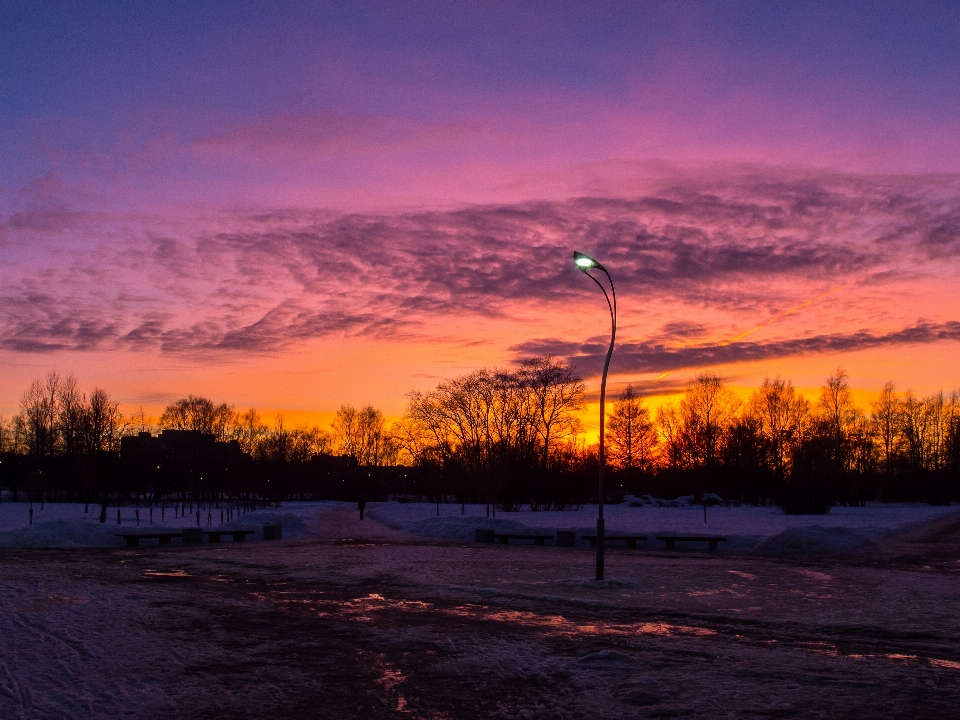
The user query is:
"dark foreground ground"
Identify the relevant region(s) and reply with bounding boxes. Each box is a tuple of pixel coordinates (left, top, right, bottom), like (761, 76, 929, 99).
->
(2, 509, 960, 720)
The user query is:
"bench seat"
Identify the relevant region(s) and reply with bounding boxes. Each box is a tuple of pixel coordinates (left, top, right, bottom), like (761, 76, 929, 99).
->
(204, 529, 256, 543)
(580, 535, 648, 548)
(492, 533, 553, 546)
(656, 535, 728, 551)
(116, 533, 183, 548)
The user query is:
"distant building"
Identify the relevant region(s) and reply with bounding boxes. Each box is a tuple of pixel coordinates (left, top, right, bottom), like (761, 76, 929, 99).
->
(120, 430, 245, 495)
(121, 430, 243, 465)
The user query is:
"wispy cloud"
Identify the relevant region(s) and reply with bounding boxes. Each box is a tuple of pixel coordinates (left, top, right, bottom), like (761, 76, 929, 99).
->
(514, 321, 960, 376)
(2, 169, 959, 360)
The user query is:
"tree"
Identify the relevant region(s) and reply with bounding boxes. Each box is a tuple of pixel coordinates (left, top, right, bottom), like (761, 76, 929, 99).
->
(0, 415, 10, 453)
(872, 382, 902, 476)
(516, 357, 585, 469)
(231, 408, 268, 455)
(816, 368, 865, 473)
(332, 404, 391, 466)
(19, 372, 63, 457)
(57, 375, 87, 456)
(676, 373, 740, 471)
(607, 385, 658, 472)
(87, 388, 122, 455)
(160, 395, 235, 440)
(398, 357, 586, 505)
(745, 377, 810, 481)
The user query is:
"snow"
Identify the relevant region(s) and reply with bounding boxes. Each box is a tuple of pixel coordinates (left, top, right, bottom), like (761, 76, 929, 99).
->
(368, 500, 960, 554)
(0, 501, 351, 548)
(3, 507, 960, 719)
(1, 499, 958, 554)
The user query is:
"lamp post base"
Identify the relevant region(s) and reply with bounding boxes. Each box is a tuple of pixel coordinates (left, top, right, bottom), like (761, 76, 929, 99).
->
(596, 517, 605, 581)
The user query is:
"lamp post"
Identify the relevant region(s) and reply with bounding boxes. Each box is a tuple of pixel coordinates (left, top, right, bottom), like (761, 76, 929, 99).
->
(573, 251, 616, 581)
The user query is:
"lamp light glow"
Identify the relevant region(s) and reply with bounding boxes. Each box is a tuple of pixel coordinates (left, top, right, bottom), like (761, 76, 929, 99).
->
(573, 251, 599, 270)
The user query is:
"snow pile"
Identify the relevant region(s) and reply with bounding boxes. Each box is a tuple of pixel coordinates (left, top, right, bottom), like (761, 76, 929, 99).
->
(0, 519, 125, 548)
(404, 516, 530, 542)
(755, 525, 886, 555)
(0, 501, 349, 547)
(367, 500, 960, 555)
(222, 511, 310, 539)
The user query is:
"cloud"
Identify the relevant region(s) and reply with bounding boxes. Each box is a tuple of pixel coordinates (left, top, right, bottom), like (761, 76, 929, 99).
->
(512, 321, 960, 376)
(2, 168, 959, 358)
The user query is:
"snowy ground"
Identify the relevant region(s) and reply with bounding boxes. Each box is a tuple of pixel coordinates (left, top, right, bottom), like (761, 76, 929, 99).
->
(0, 501, 352, 548)
(368, 501, 960, 554)
(2, 500, 958, 555)
(1, 507, 959, 719)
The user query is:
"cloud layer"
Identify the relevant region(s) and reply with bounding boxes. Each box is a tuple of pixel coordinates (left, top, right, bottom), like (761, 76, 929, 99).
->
(515, 321, 960, 378)
(3, 168, 959, 374)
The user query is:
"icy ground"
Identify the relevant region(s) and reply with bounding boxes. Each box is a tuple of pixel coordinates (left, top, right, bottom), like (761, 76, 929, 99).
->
(2, 507, 960, 719)
(2, 500, 958, 554)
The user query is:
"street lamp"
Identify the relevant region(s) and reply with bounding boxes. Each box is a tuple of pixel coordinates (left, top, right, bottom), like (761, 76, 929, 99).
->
(572, 250, 617, 581)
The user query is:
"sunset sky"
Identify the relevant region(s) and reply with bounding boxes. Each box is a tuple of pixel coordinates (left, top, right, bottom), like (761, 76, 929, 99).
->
(2, 1, 959, 434)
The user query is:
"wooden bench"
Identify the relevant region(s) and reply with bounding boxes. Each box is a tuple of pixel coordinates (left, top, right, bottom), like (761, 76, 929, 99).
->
(492, 533, 552, 546)
(204, 529, 256, 543)
(656, 535, 727, 551)
(117, 532, 183, 547)
(581, 535, 648, 548)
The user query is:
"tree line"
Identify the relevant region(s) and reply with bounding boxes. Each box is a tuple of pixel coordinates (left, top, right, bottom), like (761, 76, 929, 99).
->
(0, 375, 392, 466)
(605, 371, 960, 509)
(388, 364, 960, 510)
(2, 362, 959, 510)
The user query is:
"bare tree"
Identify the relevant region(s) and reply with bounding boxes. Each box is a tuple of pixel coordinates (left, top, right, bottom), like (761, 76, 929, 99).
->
(871, 382, 902, 475)
(87, 388, 122, 454)
(160, 395, 234, 440)
(900, 390, 930, 474)
(607, 385, 658, 472)
(0, 415, 12, 453)
(19, 372, 62, 457)
(58, 375, 87, 456)
(231, 408, 269, 455)
(678, 373, 740, 470)
(517, 357, 585, 469)
(656, 402, 688, 470)
(817, 369, 867, 471)
(287, 425, 333, 462)
(399, 358, 586, 504)
(746, 377, 810, 480)
(333, 404, 391, 466)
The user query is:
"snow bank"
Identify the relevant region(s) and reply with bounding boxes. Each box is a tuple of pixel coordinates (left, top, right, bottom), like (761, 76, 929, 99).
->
(0, 501, 349, 547)
(368, 500, 960, 555)
(404, 517, 530, 542)
(754, 525, 886, 555)
(0, 519, 125, 548)
(221, 511, 310, 539)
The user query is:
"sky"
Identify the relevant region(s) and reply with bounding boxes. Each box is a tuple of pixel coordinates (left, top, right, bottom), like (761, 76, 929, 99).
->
(2, 1, 960, 432)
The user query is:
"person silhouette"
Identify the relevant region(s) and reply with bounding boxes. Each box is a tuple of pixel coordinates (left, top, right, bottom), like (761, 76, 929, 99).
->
(358, 499, 366, 520)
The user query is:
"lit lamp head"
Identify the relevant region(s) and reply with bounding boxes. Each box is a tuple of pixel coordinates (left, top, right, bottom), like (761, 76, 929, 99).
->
(573, 250, 604, 273)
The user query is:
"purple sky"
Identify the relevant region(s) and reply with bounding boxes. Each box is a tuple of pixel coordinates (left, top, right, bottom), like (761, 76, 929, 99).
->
(2, 1, 959, 425)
